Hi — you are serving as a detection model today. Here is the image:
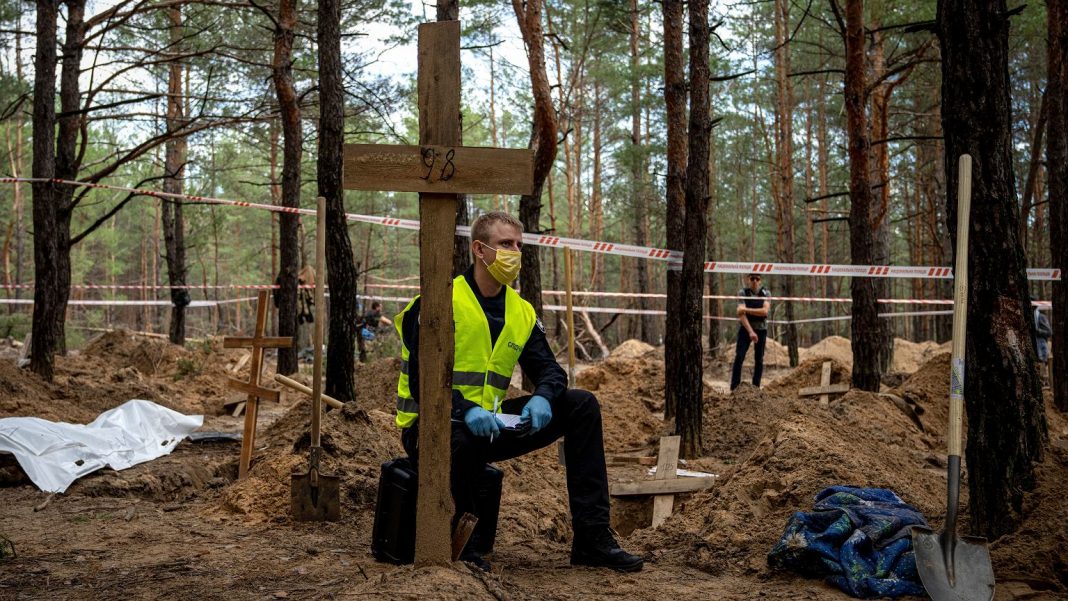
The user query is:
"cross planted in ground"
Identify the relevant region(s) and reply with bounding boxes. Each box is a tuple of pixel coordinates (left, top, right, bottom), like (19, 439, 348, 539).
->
(343, 21, 533, 565)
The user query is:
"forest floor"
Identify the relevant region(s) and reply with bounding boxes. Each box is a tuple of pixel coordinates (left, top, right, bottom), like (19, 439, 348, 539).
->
(1, 331, 1067, 600)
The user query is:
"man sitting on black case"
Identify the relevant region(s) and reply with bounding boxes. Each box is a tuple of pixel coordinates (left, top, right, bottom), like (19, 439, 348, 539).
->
(392, 211, 643, 573)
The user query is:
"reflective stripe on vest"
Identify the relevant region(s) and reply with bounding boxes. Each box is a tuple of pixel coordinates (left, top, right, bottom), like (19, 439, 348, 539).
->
(393, 275, 537, 428)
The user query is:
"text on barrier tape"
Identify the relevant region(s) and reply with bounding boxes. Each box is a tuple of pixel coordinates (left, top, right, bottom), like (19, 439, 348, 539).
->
(1, 177, 1059, 281)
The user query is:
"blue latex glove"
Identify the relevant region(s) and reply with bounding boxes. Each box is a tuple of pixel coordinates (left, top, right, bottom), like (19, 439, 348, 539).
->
(521, 395, 552, 434)
(464, 406, 505, 438)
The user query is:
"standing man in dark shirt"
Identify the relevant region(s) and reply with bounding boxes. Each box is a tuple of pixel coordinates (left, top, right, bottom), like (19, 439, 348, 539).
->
(393, 211, 642, 573)
(730, 273, 771, 390)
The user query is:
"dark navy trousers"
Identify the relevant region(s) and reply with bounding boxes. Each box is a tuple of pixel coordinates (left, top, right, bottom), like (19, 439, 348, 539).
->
(730, 327, 768, 390)
(402, 389, 611, 535)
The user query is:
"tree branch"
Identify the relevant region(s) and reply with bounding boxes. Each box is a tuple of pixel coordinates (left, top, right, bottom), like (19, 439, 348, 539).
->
(69, 173, 173, 246)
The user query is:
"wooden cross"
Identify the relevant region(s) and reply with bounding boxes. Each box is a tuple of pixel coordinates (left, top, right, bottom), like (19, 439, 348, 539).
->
(651, 435, 680, 527)
(609, 435, 716, 528)
(223, 290, 292, 479)
(342, 21, 533, 565)
(799, 361, 849, 406)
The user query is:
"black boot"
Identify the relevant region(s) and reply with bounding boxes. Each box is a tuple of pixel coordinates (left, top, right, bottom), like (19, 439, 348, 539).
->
(459, 547, 491, 572)
(570, 527, 643, 572)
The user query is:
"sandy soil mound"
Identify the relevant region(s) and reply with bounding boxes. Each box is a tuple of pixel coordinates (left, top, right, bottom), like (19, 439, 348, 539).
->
(800, 335, 854, 368)
(890, 339, 939, 373)
(796, 336, 949, 377)
(890, 352, 952, 436)
(715, 336, 793, 369)
(766, 357, 851, 397)
(991, 436, 1068, 594)
(634, 385, 947, 576)
(221, 402, 404, 522)
(356, 357, 405, 414)
(701, 385, 792, 462)
(346, 564, 501, 599)
(5, 331, 1068, 600)
(609, 339, 656, 360)
(576, 356, 666, 451)
(0, 360, 66, 420)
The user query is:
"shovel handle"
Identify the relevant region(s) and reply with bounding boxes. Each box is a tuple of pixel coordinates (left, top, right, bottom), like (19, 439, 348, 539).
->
(948, 155, 971, 459)
(311, 196, 327, 449)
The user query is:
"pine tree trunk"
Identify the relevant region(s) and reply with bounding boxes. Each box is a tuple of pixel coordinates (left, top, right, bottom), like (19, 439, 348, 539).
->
(31, 0, 85, 377)
(12, 9, 26, 308)
(29, 0, 61, 381)
(1020, 92, 1047, 249)
(162, 5, 187, 346)
(319, 0, 359, 402)
(707, 127, 719, 354)
(844, 0, 889, 391)
(937, 0, 1049, 538)
(868, 30, 895, 369)
(773, 0, 798, 367)
(817, 75, 832, 342)
(1048, 0, 1068, 412)
(590, 80, 604, 294)
(514, 0, 557, 318)
(662, 0, 686, 419)
(273, 0, 301, 374)
(633, 0, 657, 346)
(676, 0, 709, 459)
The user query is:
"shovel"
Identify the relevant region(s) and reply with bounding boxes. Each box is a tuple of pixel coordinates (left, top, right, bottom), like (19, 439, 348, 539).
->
(911, 155, 994, 600)
(292, 196, 341, 522)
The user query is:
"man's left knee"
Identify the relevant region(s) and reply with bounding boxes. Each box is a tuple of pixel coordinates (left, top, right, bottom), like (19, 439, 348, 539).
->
(565, 389, 601, 418)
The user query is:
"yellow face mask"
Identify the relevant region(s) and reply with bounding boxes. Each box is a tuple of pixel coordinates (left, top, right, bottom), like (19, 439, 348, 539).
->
(478, 242, 522, 285)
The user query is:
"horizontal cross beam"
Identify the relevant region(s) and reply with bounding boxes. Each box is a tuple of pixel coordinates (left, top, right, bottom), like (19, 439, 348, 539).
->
(344, 144, 533, 196)
(609, 477, 715, 497)
(798, 383, 850, 396)
(224, 336, 293, 349)
(227, 378, 281, 403)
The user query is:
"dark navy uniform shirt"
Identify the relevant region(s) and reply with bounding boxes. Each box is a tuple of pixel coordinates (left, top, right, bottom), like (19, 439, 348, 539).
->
(738, 287, 771, 331)
(401, 267, 567, 420)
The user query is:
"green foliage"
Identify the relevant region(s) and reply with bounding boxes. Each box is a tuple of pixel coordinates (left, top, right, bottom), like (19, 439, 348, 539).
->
(0, 533, 15, 561)
(0, 313, 30, 339)
(174, 357, 201, 381)
(0, 0, 1051, 350)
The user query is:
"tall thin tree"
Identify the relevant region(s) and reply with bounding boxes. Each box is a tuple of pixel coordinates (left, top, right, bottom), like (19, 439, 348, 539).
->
(161, 5, 188, 345)
(513, 0, 558, 317)
(319, 0, 359, 402)
(29, 0, 62, 380)
(662, 0, 686, 419)
(633, 0, 657, 345)
(265, 0, 302, 374)
(676, 0, 711, 459)
(843, 0, 890, 391)
(772, 0, 798, 366)
(937, 0, 1049, 537)
(1049, 0, 1068, 412)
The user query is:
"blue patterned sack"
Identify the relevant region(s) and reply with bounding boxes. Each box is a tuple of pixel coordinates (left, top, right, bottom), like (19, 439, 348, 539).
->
(767, 486, 929, 598)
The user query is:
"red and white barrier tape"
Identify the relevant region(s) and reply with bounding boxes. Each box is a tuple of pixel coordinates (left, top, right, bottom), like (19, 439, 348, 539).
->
(2, 177, 1060, 281)
(6, 282, 1050, 307)
(0, 295, 986, 325)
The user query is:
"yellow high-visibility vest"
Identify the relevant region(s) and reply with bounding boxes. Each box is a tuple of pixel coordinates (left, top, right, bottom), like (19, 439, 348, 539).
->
(394, 275, 537, 428)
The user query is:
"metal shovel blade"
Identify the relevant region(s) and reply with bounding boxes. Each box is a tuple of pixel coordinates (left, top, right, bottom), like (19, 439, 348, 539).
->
(912, 526, 995, 601)
(291, 461, 340, 522)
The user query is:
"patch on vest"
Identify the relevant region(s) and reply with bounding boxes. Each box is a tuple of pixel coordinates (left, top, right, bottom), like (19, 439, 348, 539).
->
(508, 341, 524, 353)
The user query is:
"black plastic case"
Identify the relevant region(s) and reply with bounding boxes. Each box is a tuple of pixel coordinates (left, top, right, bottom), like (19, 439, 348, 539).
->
(371, 457, 503, 563)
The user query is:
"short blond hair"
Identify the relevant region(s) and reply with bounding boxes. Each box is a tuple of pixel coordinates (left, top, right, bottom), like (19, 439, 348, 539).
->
(471, 211, 523, 243)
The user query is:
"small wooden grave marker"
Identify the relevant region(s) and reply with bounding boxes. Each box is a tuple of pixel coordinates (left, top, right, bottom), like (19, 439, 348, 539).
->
(223, 290, 292, 479)
(798, 361, 848, 406)
(609, 436, 715, 528)
(342, 21, 534, 565)
(651, 435, 680, 528)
